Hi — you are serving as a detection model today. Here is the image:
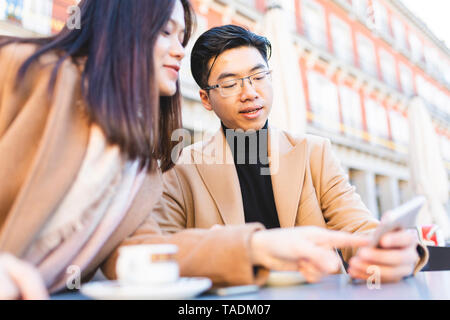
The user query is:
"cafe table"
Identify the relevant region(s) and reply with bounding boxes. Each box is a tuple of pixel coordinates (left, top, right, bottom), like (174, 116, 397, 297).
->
(52, 271, 450, 300)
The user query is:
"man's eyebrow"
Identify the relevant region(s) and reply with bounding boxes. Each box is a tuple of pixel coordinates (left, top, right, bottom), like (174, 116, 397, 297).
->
(217, 72, 238, 82)
(216, 63, 268, 82)
(249, 63, 267, 73)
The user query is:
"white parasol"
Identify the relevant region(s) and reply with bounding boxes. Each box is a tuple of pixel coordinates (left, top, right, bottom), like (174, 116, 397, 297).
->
(408, 97, 450, 239)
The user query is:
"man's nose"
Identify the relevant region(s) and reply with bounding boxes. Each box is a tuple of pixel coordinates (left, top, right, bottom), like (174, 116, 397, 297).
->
(239, 78, 258, 100)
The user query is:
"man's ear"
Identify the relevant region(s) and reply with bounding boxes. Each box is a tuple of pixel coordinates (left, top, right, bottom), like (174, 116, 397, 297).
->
(199, 90, 213, 111)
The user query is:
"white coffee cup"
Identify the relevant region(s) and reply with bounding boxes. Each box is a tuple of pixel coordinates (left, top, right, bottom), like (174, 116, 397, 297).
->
(116, 244, 179, 285)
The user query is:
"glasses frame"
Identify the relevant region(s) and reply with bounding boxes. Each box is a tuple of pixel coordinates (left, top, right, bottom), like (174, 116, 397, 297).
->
(204, 70, 273, 97)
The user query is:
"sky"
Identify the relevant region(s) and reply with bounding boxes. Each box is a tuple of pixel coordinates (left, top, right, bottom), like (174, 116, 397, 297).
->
(400, 0, 450, 49)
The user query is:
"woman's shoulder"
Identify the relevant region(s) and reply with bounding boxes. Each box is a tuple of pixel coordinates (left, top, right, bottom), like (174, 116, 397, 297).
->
(0, 40, 81, 81)
(0, 41, 86, 135)
(0, 41, 38, 63)
(0, 42, 37, 80)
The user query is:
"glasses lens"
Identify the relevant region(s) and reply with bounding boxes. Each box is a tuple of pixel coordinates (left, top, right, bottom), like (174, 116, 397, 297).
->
(218, 71, 272, 97)
(251, 71, 271, 83)
(219, 79, 240, 97)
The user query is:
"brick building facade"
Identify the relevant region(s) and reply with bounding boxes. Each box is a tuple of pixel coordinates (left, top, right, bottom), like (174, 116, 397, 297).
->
(1, 0, 449, 218)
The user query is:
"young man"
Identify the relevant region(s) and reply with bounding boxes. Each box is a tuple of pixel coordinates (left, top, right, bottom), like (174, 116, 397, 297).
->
(103, 25, 427, 286)
(146, 25, 428, 284)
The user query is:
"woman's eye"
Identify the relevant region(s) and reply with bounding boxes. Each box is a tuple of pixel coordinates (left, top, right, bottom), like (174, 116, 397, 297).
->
(162, 30, 171, 36)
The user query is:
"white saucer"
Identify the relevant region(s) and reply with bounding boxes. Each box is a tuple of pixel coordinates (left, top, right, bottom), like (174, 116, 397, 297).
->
(81, 277, 212, 300)
(266, 271, 308, 287)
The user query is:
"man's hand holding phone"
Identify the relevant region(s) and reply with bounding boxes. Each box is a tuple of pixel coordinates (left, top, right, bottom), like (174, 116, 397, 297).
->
(348, 197, 425, 283)
(348, 229, 420, 282)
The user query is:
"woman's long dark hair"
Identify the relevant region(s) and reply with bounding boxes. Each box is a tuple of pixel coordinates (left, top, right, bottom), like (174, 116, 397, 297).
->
(0, 0, 195, 172)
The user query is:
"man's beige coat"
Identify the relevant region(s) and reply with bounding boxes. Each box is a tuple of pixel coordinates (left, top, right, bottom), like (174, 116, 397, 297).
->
(148, 124, 428, 276)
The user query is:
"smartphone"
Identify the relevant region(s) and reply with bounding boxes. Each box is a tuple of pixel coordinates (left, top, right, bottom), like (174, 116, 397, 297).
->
(207, 285, 260, 297)
(370, 196, 426, 247)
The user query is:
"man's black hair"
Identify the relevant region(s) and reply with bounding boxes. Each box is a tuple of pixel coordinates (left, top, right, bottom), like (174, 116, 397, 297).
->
(190, 24, 272, 89)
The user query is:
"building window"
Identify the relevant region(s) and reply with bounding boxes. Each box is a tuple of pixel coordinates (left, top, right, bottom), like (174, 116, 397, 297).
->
(392, 16, 407, 51)
(336, 0, 352, 8)
(408, 32, 423, 64)
(356, 33, 377, 77)
(301, 0, 327, 49)
(281, 0, 297, 33)
(365, 97, 389, 144)
(236, 0, 256, 8)
(379, 49, 398, 89)
(435, 90, 449, 114)
(424, 46, 433, 72)
(330, 14, 354, 65)
(21, 0, 53, 35)
(373, 0, 391, 39)
(446, 137, 450, 162)
(339, 85, 363, 138)
(428, 86, 448, 114)
(440, 135, 450, 161)
(424, 46, 442, 81)
(389, 110, 409, 147)
(354, 0, 377, 30)
(445, 63, 450, 87)
(0, 0, 7, 20)
(399, 63, 414, 97)
(352, 0, 369, 19)
(307, 70, 341, 133)
(415, 75, 432, 104)
(3, 0, 23, 22)
(0, 0, 53, 35)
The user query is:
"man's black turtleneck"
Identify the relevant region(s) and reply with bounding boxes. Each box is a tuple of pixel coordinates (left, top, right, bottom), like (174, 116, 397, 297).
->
(221, 121, 280, 229)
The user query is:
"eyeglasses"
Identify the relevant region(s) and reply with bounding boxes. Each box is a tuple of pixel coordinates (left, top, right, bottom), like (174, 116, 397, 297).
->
(204, 70, 273, 97)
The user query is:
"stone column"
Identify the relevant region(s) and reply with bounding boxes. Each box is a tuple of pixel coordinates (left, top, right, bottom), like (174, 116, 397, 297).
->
(398, 180, 414, 203)
(341, 166, 350, 182)
(350, 170, 379, 219)
(376, 176, 401, 216)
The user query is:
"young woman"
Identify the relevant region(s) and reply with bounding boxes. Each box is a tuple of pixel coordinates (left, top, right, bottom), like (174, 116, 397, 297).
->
(0, 0, 194, 299)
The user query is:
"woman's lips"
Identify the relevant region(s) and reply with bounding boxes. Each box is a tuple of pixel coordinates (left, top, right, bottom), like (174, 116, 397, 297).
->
(164, 65, 179, 78)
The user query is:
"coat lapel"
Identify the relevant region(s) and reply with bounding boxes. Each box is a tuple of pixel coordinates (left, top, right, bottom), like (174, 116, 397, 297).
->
(193, 130, 245, 225)
(193, 126, 307, 228)
(268, 127, 307, 228)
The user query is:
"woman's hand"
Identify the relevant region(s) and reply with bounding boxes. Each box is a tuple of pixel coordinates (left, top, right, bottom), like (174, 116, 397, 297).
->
(0, 253, 48, 300)
(250, 226, 370, 283)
